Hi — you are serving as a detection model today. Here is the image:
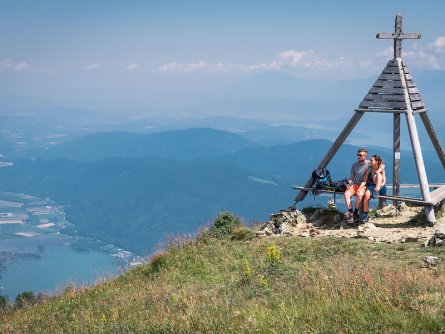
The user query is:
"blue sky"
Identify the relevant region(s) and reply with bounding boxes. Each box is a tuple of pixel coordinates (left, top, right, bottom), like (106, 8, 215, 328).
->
(1, 0, 445, 116)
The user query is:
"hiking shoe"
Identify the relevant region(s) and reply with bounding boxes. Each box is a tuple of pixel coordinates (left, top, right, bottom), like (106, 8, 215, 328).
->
(359, 212, 368, 224)
(353, 212, 360, 222)
(372, 190, 379, 198)
(347, 212, 354, 224)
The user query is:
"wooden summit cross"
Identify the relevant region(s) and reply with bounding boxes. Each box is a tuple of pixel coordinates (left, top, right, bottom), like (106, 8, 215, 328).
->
(294, 14, 445, 223)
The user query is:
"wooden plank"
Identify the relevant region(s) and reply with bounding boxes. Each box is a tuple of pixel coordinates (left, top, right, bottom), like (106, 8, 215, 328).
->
(372, 80, 416, 88)
(378, 73, 403, 80)
(292, 186, 341, 193)
(366, 89, 419, 98)
(382, 68, 401, 75)
(377, 32, 421, 39)
(382, 65, 408, 73)
(386, 184, 445, 189)
(411, 101, 426, 109)
(355, 108, 426, 114)
(408, 93, 422, 101)
(430, 185, 445, 206)
(368, 87, 405, 95)
(363, 94, 406, 102)
(359, 100, 407, 109)
(378, 194, 432, 205)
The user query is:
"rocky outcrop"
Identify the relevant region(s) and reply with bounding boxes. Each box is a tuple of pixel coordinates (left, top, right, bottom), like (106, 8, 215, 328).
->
(424, 228, 445, 247)
(257, 204, 438, 244)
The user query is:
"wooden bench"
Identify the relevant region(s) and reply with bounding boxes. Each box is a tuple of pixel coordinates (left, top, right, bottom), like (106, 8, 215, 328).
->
(378, 185, 445, 209)
(293, 184, 445, 211)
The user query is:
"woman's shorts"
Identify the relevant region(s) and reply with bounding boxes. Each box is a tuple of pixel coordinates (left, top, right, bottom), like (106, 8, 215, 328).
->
(367, 184, 387, 198)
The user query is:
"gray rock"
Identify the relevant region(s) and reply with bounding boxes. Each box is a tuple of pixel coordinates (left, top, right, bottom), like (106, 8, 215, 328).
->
(434, 229, 445, 240)
(405, 233, 418, 243)
(424, 256, 439, 266)
(435, 239, 445, 247)
(424, 235, 436, 247)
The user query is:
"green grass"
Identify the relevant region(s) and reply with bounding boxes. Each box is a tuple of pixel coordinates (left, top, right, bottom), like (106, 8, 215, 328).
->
(2, 234, 445, 333)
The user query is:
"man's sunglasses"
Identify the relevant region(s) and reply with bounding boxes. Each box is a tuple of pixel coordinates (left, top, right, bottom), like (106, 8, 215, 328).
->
(357, 154, 366, 157)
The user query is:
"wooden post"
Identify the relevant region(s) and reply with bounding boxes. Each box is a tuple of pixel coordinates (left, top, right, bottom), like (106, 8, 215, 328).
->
(419, 112, 445, 170)
(294, 111, 364, 203)
(393, 113, 401, 207)
(398, 58, 435, 222)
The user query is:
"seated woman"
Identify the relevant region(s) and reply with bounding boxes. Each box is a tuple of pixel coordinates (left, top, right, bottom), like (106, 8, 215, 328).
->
(361, 155, 387, 223)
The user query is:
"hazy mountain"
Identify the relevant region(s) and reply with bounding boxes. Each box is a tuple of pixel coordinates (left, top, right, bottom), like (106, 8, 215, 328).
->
(1, 127, 444, 255)
(239, 125, 340, 146)
(0, 156, 291, 254)
(33, 128, 258, 162)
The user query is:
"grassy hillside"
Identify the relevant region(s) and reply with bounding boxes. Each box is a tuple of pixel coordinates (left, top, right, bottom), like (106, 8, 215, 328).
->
(1, 218, 445, 333)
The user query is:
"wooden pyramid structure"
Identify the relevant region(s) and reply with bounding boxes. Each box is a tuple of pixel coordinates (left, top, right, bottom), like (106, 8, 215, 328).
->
(294, 14, 445, 223)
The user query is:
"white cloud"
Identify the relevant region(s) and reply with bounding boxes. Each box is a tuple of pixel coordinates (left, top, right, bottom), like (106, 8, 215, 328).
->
(156, 60, 229, 73)
(376, 47, 394, 59)
(1, 59, 30, 72)
(85, 63, 101, 70)
(428, 36, 445, 52)
(127, 64, 141, 71)
(248, 49, 334, 72)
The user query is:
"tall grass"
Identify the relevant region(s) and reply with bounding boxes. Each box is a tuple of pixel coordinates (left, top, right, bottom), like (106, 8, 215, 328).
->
(1, 235, 445, 333)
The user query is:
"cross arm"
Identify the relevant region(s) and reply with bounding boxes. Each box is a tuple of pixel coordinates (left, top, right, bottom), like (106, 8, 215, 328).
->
(376, 32, 421, 39)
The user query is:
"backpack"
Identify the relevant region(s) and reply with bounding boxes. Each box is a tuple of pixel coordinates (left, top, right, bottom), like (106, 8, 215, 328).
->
(311, 167, 331, 190)
(330, 179, 347, 192)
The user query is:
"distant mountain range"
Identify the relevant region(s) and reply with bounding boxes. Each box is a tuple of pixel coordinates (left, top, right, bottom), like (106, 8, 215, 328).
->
(0, 156, 290, 254)
(1, 128, 444, 255)
(32, 128, 257, 161)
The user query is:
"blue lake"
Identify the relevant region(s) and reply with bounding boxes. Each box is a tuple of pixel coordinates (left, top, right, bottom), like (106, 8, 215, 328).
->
(0, 244, 122, 300)
(0, 192, 140, 301)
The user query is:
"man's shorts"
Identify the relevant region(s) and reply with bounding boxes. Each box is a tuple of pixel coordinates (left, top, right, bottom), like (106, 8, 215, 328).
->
(347, 184, 364, 195)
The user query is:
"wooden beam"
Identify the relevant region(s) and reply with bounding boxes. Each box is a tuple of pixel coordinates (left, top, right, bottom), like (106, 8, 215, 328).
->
(294, 111, 364, 203)
(398, 58, 435, 222)
(393, 112, 401, 206)
(378, 194, 432, 206)
(419, 112, 445, 170)
(430, 185, 445, 206)
(355, 108, 427, 114)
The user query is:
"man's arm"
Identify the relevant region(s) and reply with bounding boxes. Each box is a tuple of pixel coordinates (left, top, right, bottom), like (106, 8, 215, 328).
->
(359, 168, 370, 189)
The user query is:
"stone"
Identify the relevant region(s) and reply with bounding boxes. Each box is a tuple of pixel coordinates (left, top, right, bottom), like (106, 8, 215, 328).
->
(256, 230, 266, 238)
(424, 235, 436, 247)
(435, 239, 445, 247)
(424, 256, 439, 266)
(363, 222, 377, 230)
(264, 228, 274, 236)
(295, 221, 308, 232)
(434, 229, 445, 240)
(404, 233, 418, 243)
